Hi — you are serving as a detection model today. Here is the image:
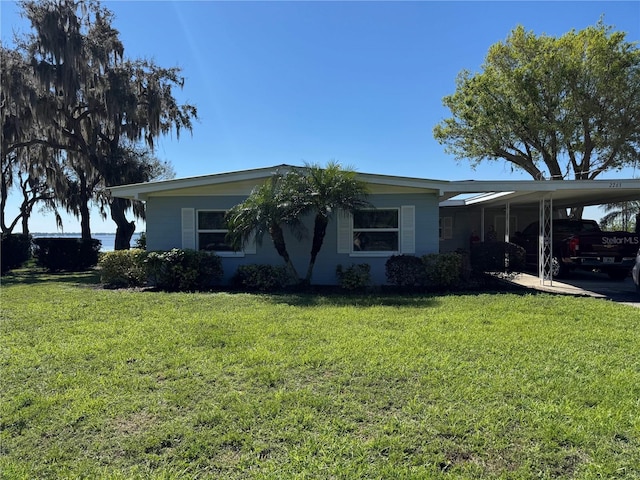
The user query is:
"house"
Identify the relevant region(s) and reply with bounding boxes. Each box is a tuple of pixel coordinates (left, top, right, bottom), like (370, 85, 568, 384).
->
(109, 165, 640, 285)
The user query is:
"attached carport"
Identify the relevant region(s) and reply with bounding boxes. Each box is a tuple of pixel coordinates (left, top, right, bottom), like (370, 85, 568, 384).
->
(440, 178, 640, 285)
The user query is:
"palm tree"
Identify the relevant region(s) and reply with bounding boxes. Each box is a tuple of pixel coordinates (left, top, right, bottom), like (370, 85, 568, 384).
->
(226, 173, 306, 283)
(295, 162, 370, 284)
(599, 201, 640, 231)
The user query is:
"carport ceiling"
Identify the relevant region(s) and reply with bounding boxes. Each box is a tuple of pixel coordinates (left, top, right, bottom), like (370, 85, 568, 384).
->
(441, 179, 640, 209)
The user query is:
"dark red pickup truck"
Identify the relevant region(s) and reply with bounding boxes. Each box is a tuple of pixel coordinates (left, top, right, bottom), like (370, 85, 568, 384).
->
(512, 219, 639, 280)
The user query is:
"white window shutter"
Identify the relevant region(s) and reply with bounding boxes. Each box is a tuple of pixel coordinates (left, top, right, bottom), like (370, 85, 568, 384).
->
(337, 209, 352, 254)
(181, 208, 196, 249)
(401, 205, 415, 254)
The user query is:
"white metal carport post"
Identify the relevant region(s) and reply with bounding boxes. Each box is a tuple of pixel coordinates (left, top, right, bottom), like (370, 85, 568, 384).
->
(504, 202, 510, 270)
(504, 202, 510, 243)
(539, 195, 553, 286)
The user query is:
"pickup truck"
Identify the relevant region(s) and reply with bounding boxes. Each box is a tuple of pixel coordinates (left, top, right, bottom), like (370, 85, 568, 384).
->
(512, 219, 639, 280)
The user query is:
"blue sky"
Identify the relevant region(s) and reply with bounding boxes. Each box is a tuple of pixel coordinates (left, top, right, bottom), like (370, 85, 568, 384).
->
(2, 1, 639, 233)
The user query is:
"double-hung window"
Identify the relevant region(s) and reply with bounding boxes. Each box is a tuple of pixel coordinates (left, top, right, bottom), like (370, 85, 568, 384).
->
(338, 206, 415, 256)
(182, 208, 254, 255)
(352, 209, 399, 253)
(197, 210, 236, 253)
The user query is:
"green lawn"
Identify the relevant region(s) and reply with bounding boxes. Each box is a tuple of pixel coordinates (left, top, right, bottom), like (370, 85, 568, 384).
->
(1, 270, 639, 479)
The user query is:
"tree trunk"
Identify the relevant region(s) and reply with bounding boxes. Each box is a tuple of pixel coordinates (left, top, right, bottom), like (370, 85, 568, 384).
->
(304, 214, 328, 284)
(269, 224, 299, 282)
(1, 173, 8, 233)
(79, 200, 92, 241)
(20, 181, 32, 235)
(110, 197, 135, 250)
(78, 173, 92, 241)
(21, 212, 29, 235)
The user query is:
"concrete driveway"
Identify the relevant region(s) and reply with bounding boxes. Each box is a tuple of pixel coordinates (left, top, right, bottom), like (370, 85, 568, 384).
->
(507, 270, 640, 308)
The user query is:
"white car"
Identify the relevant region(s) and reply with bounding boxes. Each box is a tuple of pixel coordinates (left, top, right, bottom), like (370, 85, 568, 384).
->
(633, 248, 640, 294)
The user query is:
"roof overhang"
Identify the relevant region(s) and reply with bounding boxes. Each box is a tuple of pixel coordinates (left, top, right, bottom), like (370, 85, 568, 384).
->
(108, 164, 640, 209)
(108, 164, 451, 200)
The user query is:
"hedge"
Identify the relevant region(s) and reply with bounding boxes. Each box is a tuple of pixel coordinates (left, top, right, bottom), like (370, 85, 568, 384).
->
(1, 233, 32, 274)
(33, 237, 101, 272)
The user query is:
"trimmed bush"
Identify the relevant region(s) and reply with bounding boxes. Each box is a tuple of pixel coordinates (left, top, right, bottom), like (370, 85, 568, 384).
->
(33, 237, 101, 272)
(145, 249, 223, 291)
(98, 249, 148, 288)
(232, 264, 289, 292)
(471, 241, 526, 274)
(385, 255, 426, 287)
(422, 252, 464, 288)
(1, 233, 32, 274)
(336, 263, 371, 291)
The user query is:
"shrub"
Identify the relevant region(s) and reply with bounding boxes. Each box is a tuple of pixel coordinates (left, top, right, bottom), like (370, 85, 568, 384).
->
(134, 232, 146, 250)
(385, 255, 426, 287)
(145, 249, 223, 291)
(98, 249, 148, 288)
(1, 233, 32, 274)
(470, 241, 526, 274)
(422, 252, 464, 288)
(336, 263, 371, 291)
(232, 264, 289, 292)
(33, 237, 101, 272)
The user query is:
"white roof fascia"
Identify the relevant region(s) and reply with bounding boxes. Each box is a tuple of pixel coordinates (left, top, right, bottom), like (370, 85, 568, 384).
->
(110, 166, 453, 200)
(443, 178, 640, 194)
(109, 165, 292, 200)
(355, 173, 450, 192)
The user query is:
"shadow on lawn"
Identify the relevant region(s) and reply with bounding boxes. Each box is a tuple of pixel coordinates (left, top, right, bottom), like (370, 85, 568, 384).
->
(263, 292, 443, 308)
(0, 268, 100, 287)
(261, 284, 532, 307)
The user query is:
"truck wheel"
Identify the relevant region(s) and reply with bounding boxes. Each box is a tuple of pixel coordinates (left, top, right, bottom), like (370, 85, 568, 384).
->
(607, 269, 629, 281)
(551, 256, 568, 278)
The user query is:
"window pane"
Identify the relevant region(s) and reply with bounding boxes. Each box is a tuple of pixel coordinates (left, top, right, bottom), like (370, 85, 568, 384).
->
(199, 232, 234, 251)
(353, 232, 398, 251)
(198, 211, 227, 230)
(353, 210, 398, 229)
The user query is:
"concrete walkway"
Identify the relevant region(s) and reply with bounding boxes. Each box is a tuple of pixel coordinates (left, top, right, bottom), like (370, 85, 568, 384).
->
(504, 271, 640, 308)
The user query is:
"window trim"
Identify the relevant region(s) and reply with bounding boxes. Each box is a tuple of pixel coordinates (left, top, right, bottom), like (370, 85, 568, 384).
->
(196, 209, 245, 257)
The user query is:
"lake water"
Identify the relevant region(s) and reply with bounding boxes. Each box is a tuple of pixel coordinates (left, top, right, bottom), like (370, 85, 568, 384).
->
(32, 233, 142, 252)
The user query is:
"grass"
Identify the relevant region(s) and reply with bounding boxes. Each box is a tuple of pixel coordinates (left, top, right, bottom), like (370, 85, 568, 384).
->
(1, 269, 639, 479)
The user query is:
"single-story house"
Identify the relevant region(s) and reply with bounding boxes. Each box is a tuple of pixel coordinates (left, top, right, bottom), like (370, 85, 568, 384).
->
(109, 165, 640, 285)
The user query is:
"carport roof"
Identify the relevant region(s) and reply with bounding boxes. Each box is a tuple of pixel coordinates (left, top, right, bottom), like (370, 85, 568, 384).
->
(439, 178, 640, 209)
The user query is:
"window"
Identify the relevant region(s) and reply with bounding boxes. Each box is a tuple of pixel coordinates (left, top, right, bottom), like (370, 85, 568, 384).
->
(197, 210, 235, 252)
(337, 206, 414, 256)
(352, 209, 399, 252)
(440, 216, 453, 240)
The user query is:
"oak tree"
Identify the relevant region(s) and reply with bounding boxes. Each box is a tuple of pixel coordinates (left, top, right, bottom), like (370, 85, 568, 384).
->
(12, 0, 196, 246)
(434, 22, 640, 188)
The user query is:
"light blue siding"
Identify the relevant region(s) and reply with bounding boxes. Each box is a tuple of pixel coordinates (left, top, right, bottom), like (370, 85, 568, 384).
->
(145, 192, 440, 285)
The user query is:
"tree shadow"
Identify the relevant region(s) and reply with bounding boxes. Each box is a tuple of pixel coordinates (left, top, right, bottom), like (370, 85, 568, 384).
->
(259, 291, 442, 308)
(1, 268, 100, 287)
